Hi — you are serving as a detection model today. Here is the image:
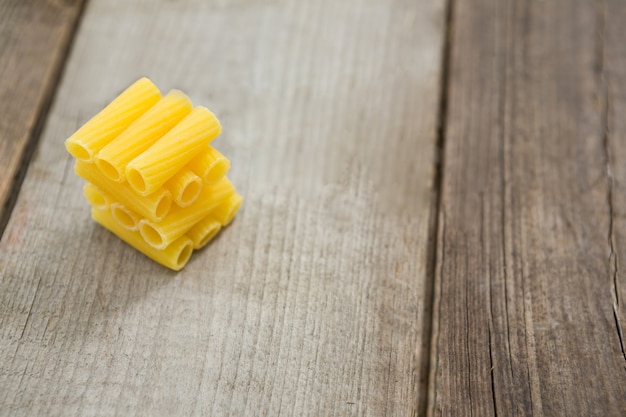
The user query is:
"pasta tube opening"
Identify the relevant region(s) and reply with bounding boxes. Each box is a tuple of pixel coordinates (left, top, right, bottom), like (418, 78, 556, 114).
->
(83, 183, 108, 210)
(177, 244, 193, 268)
(111, 203, 140, 231)
(166, 168, 203, 208)
(140, 222, 165, 249)
(189, 146, 230, 184)
(180, 180, 201, 206)
(68, 142, 92, 162)
(187, 216, 222, 249)
(96, 159, 122, 182)
(126, 167, 147, 194)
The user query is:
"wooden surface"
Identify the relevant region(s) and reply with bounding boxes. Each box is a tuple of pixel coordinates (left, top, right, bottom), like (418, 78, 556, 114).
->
(606, 0, 626, 382)
(429, 0, 626, 415)
(0, 0, 444, 416)
(0, 0, 85, 232)
(3, 0, 626, 415)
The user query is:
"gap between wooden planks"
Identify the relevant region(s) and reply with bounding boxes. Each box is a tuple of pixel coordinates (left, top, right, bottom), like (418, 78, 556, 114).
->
(0, 0, 86, 236)
(0, 0, 445, 415)
(429, 0, 626, 415)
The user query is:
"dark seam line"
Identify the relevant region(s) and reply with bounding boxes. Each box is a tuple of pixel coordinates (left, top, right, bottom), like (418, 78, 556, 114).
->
(0, 0, 90, 239)
(417, 0, 455, 415)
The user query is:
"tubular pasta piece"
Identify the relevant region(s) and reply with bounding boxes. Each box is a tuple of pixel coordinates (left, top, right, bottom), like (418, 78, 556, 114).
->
(95, 90, 193, 182)
(75, 161, 172, 222)
(126, 106, 221, 196)
(91, 208, 193, 271)
(139, 177, 234, 249)
(65, 78, 161, 162)
(212, 193, 243, 226)
(186, 215, 221, 249)
(83, 183, 109, 210)
(165, 168, 203, 208)
(110, 203, 141, 231)
(66, 77, 242, 269)
(188, 145, 230, 184)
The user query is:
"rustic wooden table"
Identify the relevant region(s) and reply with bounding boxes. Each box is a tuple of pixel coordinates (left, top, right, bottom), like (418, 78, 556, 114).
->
(1, 0, 625, 415)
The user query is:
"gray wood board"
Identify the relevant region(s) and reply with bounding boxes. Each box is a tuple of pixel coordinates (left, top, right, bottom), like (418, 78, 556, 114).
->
(429, 0, 626, 415)
(0, 0, 445, 415)
(0, 0, 85, 232)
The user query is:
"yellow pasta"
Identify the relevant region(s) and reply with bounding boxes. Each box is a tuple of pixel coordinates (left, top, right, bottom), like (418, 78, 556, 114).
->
(83, 183, 109, 210)
(75, 161, 172, 222)
(66, 77, 242, 270)
(186, 215, 222, 249)
(125, 106, 221, 196)
(165, 168, 203, 208)
(211, 193, 243, 226)
(188, 145, 231, 184)
(91, 208, 193, 271)
(139, 177, 235, 249)
(65, 78, 161, 162)
(110, 203, 141, 231)
(94, 90, 193, 182)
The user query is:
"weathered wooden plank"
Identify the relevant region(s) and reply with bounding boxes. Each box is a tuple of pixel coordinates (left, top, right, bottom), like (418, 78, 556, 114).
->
(0, 0, 85, 233)
(0, 0, 445, 415)
(605, 0, 626, 380)
(429, 0, 626, 415)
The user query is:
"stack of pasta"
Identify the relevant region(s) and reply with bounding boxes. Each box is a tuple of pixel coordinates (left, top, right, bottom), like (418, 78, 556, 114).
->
(65, 77, 242, 271)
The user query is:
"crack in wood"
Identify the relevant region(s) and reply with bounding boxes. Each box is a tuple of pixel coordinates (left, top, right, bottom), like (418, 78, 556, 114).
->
(488, 327, 498, 417)
(420, 0, 455, 415)
(605, 87, 626, 366)
(598, 0, 626, 368)
(465, 261, 474, 417)
(484, 193, 500, 417)
(427, 209, 446, 417)
(495, 0, 516, 379)
(604, 91, 626, 366)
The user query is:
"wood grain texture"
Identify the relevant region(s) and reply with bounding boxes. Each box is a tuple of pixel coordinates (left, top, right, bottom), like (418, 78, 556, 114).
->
(0, 0, 445, 415)
(0, 0, 85, 232)
(605, 0, 626, 381)
(429, 0, 626, 415)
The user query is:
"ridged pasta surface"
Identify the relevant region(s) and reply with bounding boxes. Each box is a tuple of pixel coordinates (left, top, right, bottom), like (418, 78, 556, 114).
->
(66, 78, 242, 270)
